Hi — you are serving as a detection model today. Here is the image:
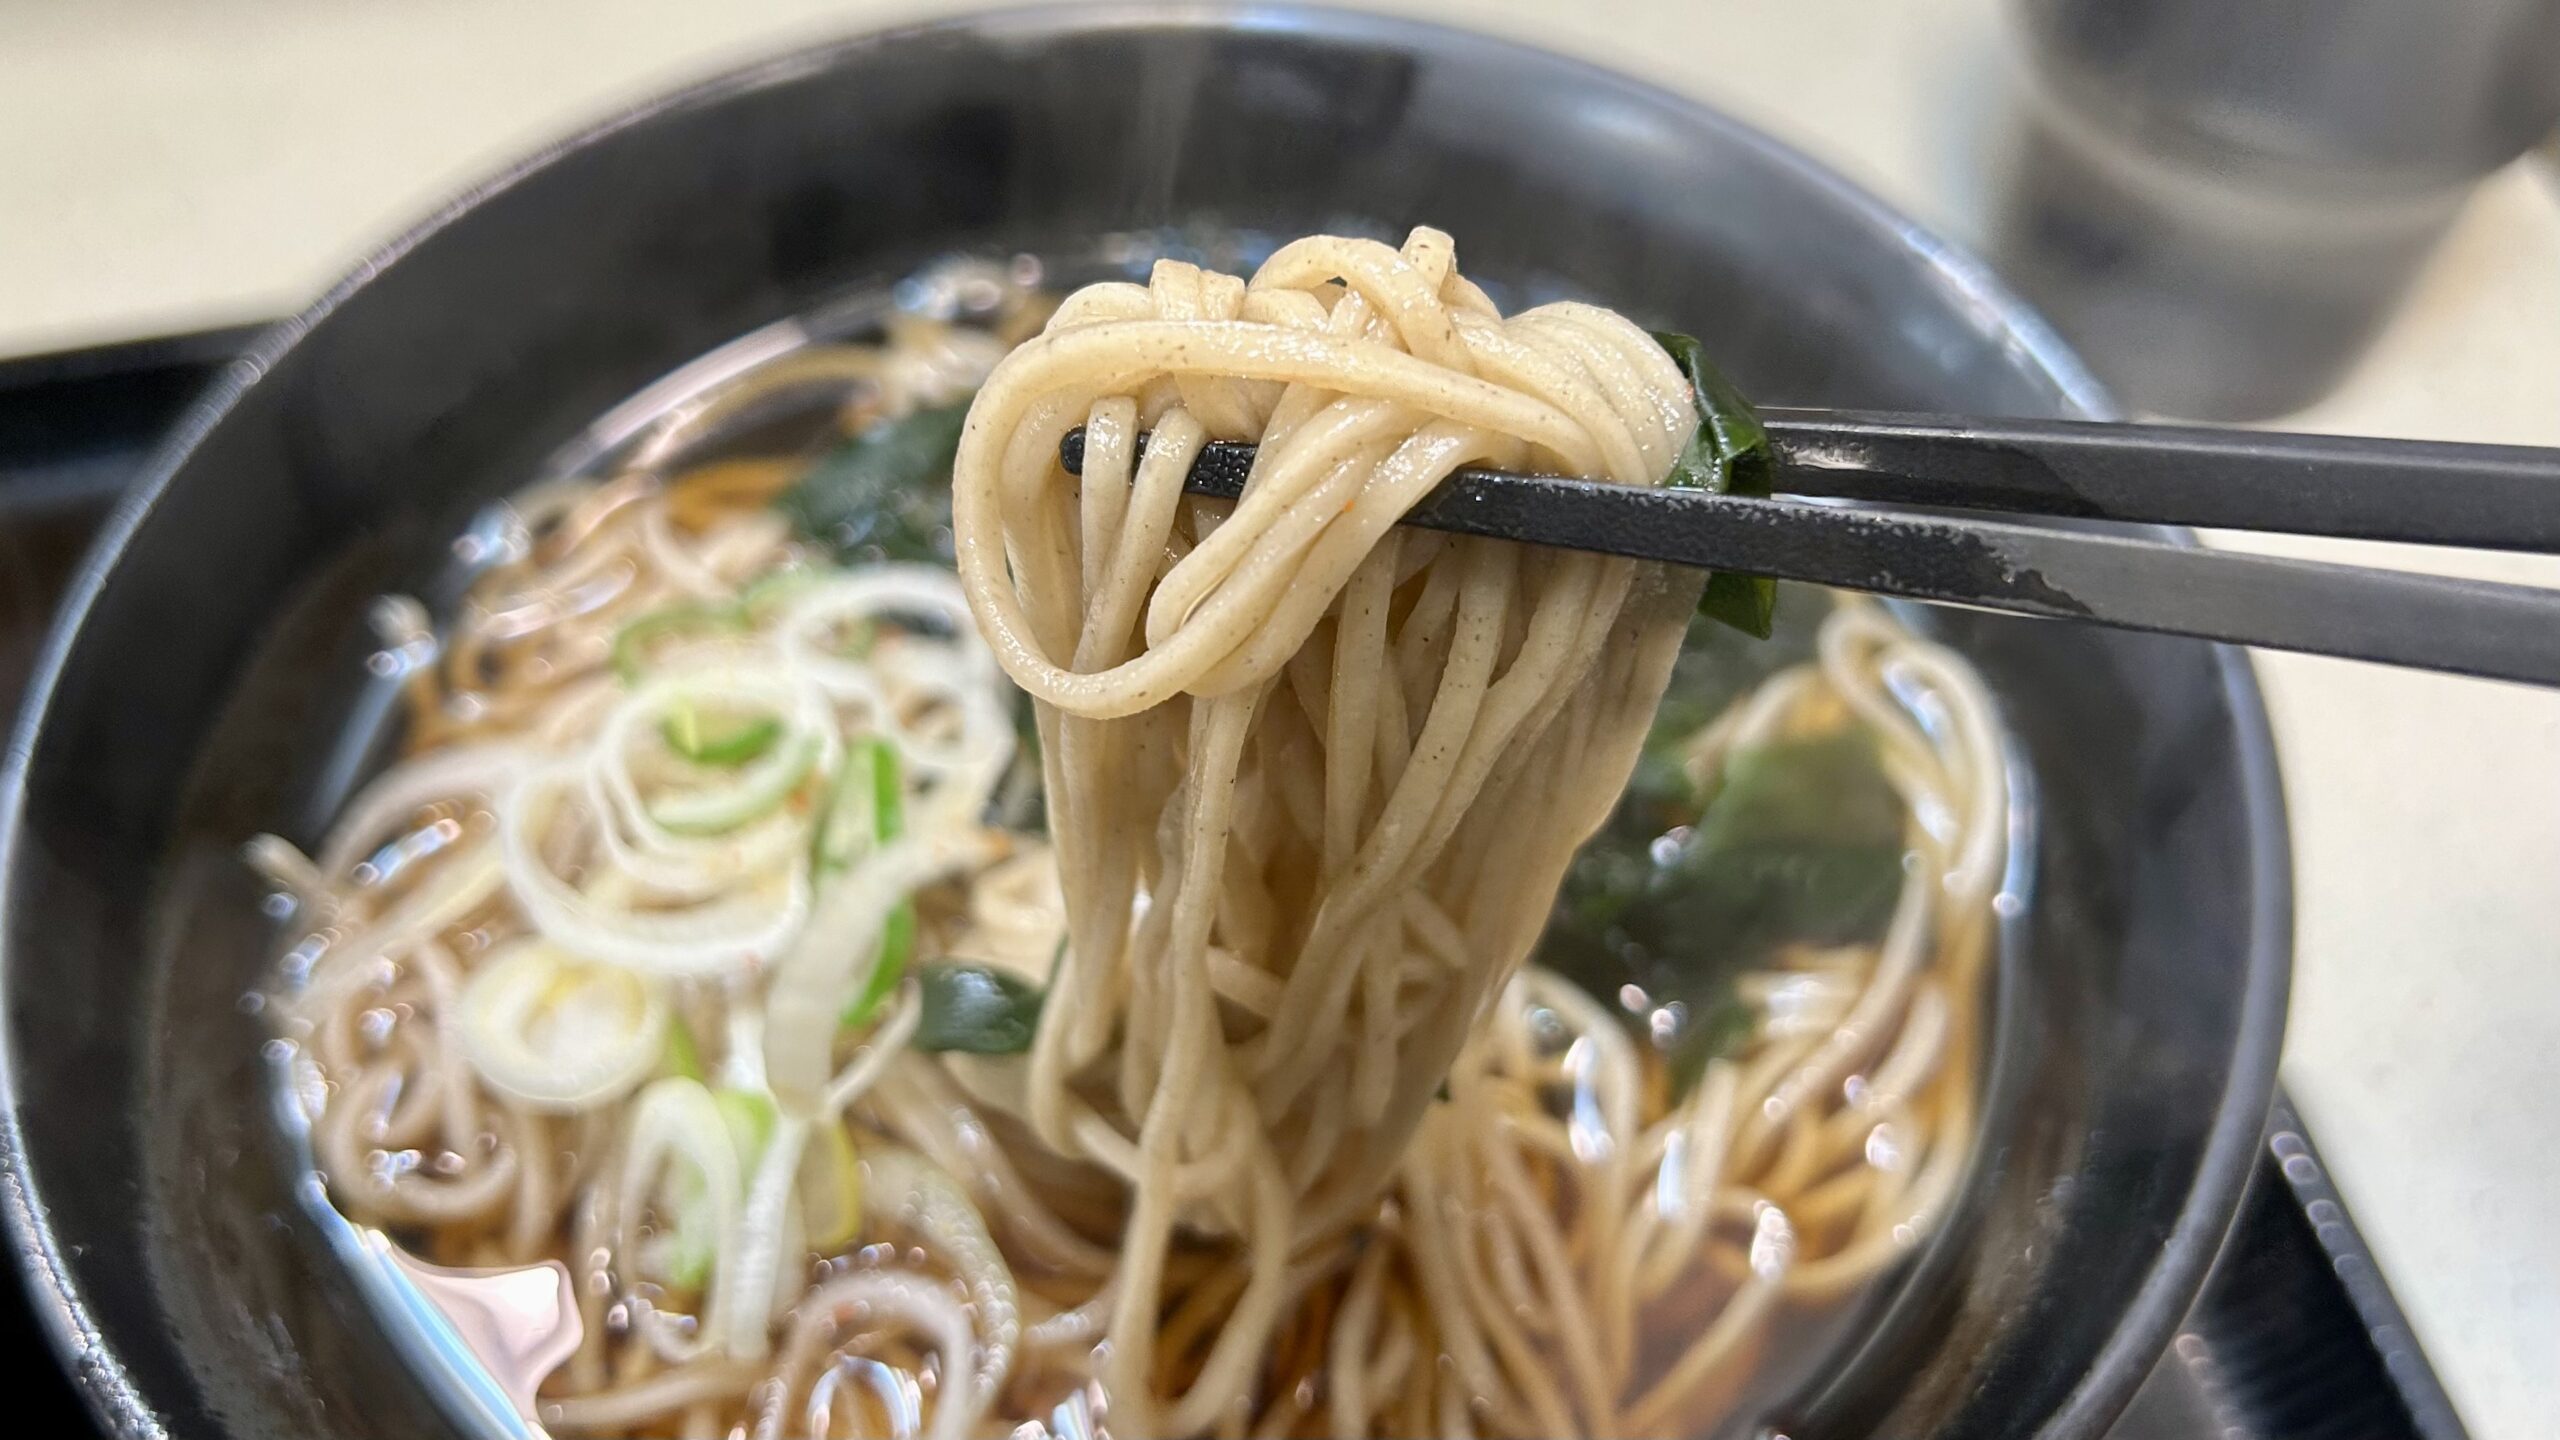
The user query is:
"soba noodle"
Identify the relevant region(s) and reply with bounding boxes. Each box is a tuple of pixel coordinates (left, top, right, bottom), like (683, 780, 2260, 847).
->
(254, 237, 2005, 1440)
(951, 228, 1715, 1433)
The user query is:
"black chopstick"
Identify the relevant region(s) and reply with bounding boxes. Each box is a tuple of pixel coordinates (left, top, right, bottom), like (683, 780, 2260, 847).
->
(1759, 410, 2560, 551)
(1056, 428, 2560, 688)
(1064, 418, 2560, 552)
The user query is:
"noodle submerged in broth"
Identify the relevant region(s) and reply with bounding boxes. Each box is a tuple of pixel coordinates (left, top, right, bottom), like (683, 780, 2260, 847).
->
(254, 234, 2005, 1439)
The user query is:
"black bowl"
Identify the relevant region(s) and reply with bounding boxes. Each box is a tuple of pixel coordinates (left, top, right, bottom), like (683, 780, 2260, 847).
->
(0, 8, 2286, 1438)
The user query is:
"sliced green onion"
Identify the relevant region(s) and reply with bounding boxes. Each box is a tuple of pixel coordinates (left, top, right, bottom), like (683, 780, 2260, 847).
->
(715, 1086, 778, 1166)
(811, 618, 876, 661)
(664, 1012, 706, 1083)
(850, 905, 917, 1023)
(500, 757, 810, 977)
(738, 565, 828, 615)
(660, 703, 785, 766)
(869, 738, 905, 843)
(611, 601, 746, 683)
(647, 732, 821, 835)
(657, 1169, 719, 1291)
(831, 738, 917, 1029)
(799, 1123, 863, 1252)
(812, 739, 900, 875)
(619, 1077, 742, 1299)
(453, 939, 667, 1112)
(743, 566, 876, 655)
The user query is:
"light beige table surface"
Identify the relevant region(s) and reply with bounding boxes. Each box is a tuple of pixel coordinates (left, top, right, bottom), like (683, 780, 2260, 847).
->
(4, 1, 2554, 1433)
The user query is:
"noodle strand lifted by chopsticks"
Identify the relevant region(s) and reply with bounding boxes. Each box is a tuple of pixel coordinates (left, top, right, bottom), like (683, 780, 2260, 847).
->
(952, 227, 1704, 1431)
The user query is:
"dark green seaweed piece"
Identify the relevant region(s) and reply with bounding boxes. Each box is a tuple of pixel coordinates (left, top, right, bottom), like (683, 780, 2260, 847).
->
(911, 963, 1047, 1055)
(1540, 704, 1907, 1095)
(1652, 331, 1778, 640)
(775, 400, 972, 564)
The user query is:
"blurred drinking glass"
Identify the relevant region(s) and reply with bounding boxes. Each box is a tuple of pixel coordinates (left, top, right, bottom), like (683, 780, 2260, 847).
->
(1995, 0, 2560, 420)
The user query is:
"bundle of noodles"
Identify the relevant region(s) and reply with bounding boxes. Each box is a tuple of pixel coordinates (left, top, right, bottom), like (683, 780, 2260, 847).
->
(951, 227, 1706, 1431)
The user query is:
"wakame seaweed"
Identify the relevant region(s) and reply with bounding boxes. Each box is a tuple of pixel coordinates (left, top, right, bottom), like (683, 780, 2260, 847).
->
(1539, 598, 1905, 1094)
(1653, 331, 1779, 640)
(912, 962, 1047, 1055)
(775, 399, 973, 564)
